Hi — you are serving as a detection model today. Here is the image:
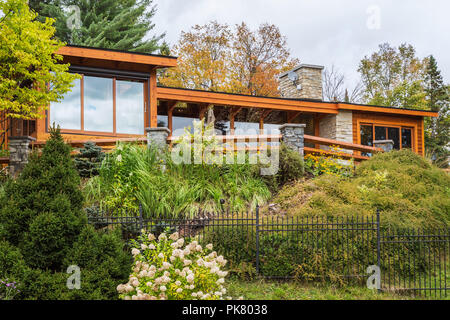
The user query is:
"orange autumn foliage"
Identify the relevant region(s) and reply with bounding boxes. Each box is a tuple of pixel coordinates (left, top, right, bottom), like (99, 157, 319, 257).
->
(159, 21, 299, 97)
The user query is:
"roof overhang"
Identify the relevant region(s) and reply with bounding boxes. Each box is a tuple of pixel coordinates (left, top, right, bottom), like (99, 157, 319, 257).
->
(337, 103, 439, 117)
(157, 86, 439, 118)
(57, 45, 177, 73)
(156, 86, 339, 114)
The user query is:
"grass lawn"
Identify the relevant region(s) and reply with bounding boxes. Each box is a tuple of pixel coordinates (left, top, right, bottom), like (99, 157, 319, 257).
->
(225, 279, 420, 300)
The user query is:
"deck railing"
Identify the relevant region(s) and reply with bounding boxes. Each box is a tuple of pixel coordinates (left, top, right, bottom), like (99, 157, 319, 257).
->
(31, 132, 382, 162)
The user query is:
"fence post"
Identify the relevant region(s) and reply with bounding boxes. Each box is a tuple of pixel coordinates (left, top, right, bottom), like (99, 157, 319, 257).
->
(139, 203, 144, 236)
(255, 204, 260, 275)
(376, 208, 381, 293)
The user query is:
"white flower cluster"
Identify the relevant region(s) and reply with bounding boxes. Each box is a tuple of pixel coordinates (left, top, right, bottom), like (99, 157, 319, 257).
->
(117, 232, 235, 301)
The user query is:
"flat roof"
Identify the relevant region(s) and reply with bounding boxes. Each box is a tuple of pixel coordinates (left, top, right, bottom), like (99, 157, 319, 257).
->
(157, 86, 438, 117)
(57, 45, 177, 73)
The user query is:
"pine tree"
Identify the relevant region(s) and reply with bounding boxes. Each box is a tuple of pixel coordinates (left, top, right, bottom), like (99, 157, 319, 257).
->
(74, 141, 105, 178)
(29, 0, 165, 53)
(424, 55, 450, 167)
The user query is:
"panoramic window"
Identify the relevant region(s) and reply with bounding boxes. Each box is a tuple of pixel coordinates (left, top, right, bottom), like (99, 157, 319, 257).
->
(50, 78, 81, 130)
(49, 74, 145, 135)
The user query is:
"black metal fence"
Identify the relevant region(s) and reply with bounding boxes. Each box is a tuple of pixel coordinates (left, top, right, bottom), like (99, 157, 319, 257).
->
(87, 206, 449, 299)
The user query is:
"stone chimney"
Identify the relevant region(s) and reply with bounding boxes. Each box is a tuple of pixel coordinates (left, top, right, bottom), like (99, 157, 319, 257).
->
(279, 64, 324, 100)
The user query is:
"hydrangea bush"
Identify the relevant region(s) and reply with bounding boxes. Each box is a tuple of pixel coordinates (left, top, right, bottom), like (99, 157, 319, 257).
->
(118, 231, 236, 300)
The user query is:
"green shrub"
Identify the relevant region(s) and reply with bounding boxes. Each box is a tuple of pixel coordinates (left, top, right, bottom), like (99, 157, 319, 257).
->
(277, 143, 304, 185)
(0, 127, 131, 300)
(74, 141, 105, 178)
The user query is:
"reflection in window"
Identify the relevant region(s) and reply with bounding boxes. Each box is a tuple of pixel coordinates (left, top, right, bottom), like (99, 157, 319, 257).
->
(172, 116, 196, 135)
(402, 128, 412, 149)
(116, 80, 144, 134)
(360, 125, 373, 157)
(84, 76, 113, 132)
(375, 126, 387, 141)
(50, 78, 81, 130)
(388, 127, 400, 150)
(360, 125, 373, 146)
(157, 115, 168, 128)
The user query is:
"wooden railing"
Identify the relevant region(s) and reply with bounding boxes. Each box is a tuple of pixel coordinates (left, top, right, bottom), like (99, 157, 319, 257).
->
(30, 133, 382, 161)
(303, 135, 383, 161)
(168, 134, 382, 161)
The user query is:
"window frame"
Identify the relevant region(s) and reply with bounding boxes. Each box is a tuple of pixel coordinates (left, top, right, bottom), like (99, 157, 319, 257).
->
(48, 73, 147, 137)
(360, 122, 415, 151)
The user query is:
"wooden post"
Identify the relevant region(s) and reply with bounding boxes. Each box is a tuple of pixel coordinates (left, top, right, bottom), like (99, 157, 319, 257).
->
(167, 101, 177, 136)
(149, 68, 158, 128)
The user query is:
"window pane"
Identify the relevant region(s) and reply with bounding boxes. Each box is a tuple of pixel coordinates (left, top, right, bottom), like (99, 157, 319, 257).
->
(375, 126, 387, 140)
(50, 78, 81, 130)
(388, 127, 400, 150)
(173, 116, 197, 134)
(157, 115, 168, 128)
(171, 104, 199, 135)
(84, 76, 113, 132)
(402, 128, 412, 149)
(116, 80, 144, 134)
(360, 125, 373, 146)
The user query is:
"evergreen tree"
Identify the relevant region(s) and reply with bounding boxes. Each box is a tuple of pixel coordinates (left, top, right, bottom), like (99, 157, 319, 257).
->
(424, 55, 450, 167)
(0, 126, 130, 299)
(74, 141, 105, 178)
(29, 0, 165, 53)
(28, 0, 72, 42)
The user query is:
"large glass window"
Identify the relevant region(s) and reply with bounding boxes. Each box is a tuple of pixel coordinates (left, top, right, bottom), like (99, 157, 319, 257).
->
(116, 80, 144, 134)
(361, 124, 413, 152)
(83, 76, 114, 132)
(50, 74, 146, 135)
(50, 78, 81, 130)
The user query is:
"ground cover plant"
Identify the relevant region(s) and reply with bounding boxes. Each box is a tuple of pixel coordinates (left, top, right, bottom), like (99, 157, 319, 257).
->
(274, 149, 450, 229)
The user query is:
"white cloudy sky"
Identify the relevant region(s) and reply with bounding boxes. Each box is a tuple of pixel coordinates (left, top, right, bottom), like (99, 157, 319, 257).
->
(151, 0, 449, 88)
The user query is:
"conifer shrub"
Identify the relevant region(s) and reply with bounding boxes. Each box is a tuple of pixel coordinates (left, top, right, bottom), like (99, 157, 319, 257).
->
(74, 142, 105, 178)
(0, 127, 131, 300)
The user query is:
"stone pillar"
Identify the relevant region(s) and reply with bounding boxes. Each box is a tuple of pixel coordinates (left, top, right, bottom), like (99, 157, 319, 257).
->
(146, 127, 170, 149)
(374, 140, 394, 153)
(279, 124, 306, 156)
(8, 136, 36, 178)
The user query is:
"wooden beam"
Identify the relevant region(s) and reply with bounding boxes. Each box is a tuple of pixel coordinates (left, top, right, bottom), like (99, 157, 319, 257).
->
(57, 46, 178, 68)
(287, 111, 301, 123)
(304, 135, 383, 153)
(157, 87, 339, 114)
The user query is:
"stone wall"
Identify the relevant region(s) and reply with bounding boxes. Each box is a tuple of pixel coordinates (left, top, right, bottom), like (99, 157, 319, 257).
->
(318, 111, 353, 152)
(279, 64, 324, 100)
